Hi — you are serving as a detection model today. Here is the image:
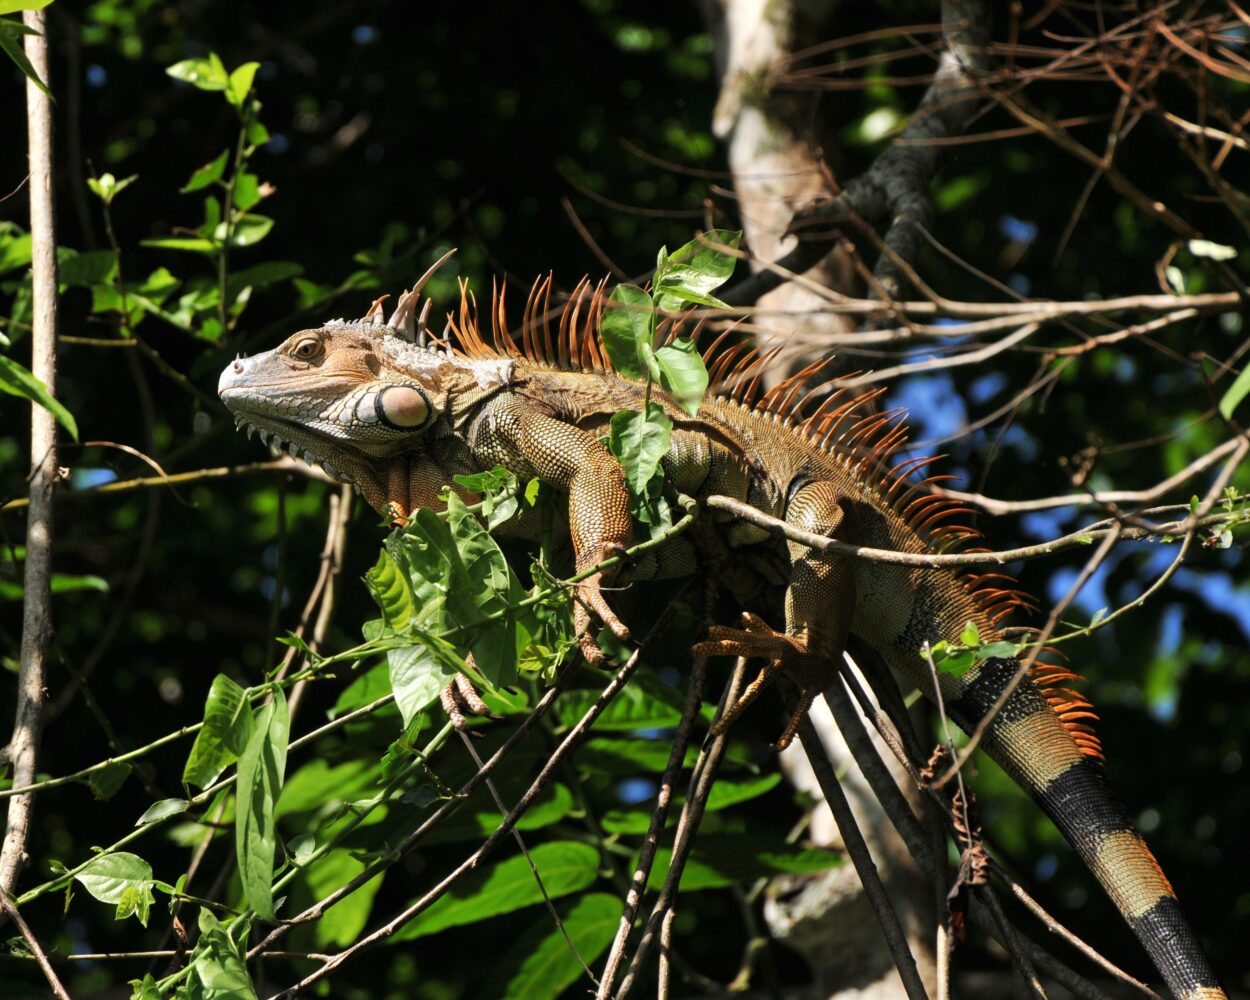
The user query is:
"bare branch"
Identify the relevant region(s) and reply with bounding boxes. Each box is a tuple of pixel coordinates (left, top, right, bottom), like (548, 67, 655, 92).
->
(1, 894, 71, 1000)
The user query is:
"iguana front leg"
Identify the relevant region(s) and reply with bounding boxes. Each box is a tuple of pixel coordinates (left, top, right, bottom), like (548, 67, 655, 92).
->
(696, 481, 856, 748)
(481, 403, 633, 663)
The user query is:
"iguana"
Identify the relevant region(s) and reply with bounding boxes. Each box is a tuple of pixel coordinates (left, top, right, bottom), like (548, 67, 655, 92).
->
(218, 255, 1224, 1000)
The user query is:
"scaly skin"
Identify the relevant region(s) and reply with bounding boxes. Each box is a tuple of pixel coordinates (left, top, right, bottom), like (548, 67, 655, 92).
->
(219, 278, 1224, 1000)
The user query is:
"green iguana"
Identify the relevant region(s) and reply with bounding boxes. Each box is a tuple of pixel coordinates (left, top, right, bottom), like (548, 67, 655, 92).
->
(218, 254, 1224, 1000)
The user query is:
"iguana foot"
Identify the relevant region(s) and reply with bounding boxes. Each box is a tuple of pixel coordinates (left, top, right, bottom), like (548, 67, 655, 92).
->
(692, 612, 826, 751)
(439, 672, 501, 732)
(573, 543, 632, 665)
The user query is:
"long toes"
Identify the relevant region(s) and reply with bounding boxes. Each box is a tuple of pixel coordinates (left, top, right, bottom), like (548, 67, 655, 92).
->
(583, 588, 630, 640)
(579, 630, 605, 666)
(439, 680, 469, 732)
(692, 638, 753, 659)
(453, 673, 493, 717)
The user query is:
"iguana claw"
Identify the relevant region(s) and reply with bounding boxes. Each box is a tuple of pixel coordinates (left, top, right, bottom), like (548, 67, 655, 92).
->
(693, 612, 821, 751)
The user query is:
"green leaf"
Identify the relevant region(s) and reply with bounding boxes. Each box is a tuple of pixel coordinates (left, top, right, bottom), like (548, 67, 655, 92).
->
(140, 236, 218, 254)
(0, 570, 108, 601)
(287, 833, 316, 865)
(225, 260, 302, 299)
(959, 621, 981, 647)
(553, 681, 683, 732)
(89, 762, 132, 801)
(388, 643, 456, 729)
(166, 53, 228, 92)
(647, 834, 841, 890)
(225, 61, 259, 108)
(602, 774, 783, 834)
(0, 1, 54, 13)
(245, 115, 270, 146)
(423, 782, 574, 846)
(599, 283, 653, 380)
(74, 852, 156, 924)
(366, 548, 415, 629)
(231, 172, 262, 212)
(304, 849, 385, 947)
(221, 213, 273, 248)
(235, 689, 289, 922)
(0, 225, 31, 273)
(190, 909, 258, 999)
(181, 150, 229, 193)
(58, 248, 117, 288)
(276, 758, 378, 819)
(394, 841, 599, 940)
(86, 172, 137, 205)
(1219, 362, 1250, 421)
(182, 674, 254, 789)
(977, 641, 1024, 660)
(129, 974, 161, 1000)
(487, 893, 620, 1000)
(653, 229, 741, 312)
(609, 403, 671, 496)
(382, 496, 529, 688)
(329, 661, 392, 719)
(116, 883, 153, 926)
(136, 798, 190, 826)
(654, 337, 708, 416)
(0, 20, 49, 96)
(0, 353, 78, 440)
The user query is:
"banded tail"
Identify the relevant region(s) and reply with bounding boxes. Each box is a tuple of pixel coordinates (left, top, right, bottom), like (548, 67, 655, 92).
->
(947, 656, 1225, 1000)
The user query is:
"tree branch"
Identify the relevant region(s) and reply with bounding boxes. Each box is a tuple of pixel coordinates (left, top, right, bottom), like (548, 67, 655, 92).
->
(2, 6, 60, 898)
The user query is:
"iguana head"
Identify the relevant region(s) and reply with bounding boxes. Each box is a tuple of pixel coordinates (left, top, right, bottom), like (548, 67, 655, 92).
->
(218, 250, 480, 512)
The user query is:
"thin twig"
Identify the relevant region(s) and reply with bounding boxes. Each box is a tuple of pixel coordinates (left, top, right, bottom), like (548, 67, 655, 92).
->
(0, 457, 327, 513)
(596, 654, 708, 999)
(613, 659, 748, 1000)
(458, 729, 598, 986)
(1, 894, 71, 1000)
(701, 493, 1230, 569)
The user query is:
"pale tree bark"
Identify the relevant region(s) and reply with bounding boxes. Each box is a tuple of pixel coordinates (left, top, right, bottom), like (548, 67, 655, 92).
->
(2, 8, 61, 896)
(703, 0, 855, 378)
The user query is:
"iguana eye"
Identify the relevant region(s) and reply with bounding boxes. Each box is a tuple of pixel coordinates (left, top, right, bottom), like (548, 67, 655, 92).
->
(292, 337, 321, 361)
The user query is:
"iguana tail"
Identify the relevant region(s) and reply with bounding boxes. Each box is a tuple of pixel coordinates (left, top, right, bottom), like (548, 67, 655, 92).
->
(939, 654, 1225, 1000)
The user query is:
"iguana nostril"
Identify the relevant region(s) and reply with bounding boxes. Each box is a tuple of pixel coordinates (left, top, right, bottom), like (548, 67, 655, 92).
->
(233, 359, 244, 374)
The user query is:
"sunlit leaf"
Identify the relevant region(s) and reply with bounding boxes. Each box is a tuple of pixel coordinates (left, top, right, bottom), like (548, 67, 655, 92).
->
(181, 151, 229, 193)
(225, 61, 259, 108)
(182, 674, 254, 789)
(489, 893, 619, 1000)
(190, 909, 258, 998)
(609, 403, 671, 496)
(599, 283, 653, 380)
(166, 53, 228, 92)
(0, 19, 49, 96)
(654, 337, 708, 416)
(0, 353, 79, 439)
(74, 852, 156, 925)
(394, 841, 600, 940)
(235, 689, 289, 922)
(1219, 363, 1250, 421)
(136, 798, 190, 826)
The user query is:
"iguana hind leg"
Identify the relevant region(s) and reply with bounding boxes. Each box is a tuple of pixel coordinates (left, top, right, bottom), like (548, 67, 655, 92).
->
(695, 482, 857, 749)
